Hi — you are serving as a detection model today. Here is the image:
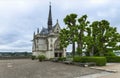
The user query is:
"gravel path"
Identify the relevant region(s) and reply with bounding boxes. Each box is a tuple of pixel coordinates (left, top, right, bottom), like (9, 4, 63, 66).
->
(0, 59, 102, 78)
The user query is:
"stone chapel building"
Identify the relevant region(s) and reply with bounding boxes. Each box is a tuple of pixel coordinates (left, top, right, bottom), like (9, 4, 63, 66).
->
(32, 4, 66, 59)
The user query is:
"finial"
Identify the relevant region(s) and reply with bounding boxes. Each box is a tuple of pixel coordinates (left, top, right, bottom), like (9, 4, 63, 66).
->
(57, 19, 58, 23)
(33, 31, 35, 38)
(49, 2, 51, 5)
(34, 31, 35, 35)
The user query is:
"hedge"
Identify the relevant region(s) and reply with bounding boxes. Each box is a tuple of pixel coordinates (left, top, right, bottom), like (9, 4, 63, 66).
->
(106, 56, 120, 62)
(73, 56, 81, 62)
(73, 56, 106, 66)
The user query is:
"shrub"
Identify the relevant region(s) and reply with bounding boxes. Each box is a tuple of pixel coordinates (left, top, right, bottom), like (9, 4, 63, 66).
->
(106, 56, 120, 62)
(58, 57, 66, 61)
(38, 55, 46, 62)
(73, 56, 106, 66)
(31, 55, 36, 60)
(49, 58, 54, 61)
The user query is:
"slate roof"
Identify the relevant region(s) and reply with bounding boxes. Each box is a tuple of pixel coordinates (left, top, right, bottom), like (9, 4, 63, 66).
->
(40, 27, 49, 35)
(40, 22, 60, 35)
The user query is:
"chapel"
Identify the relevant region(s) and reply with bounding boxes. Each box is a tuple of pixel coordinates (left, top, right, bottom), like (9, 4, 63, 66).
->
(32, 4, 66, 59)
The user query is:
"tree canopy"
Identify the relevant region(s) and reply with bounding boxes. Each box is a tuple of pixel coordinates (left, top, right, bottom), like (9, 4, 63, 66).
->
(59, 13, 120, 57)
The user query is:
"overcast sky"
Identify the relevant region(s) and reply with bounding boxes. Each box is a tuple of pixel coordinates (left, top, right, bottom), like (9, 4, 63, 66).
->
(0, 0, 120, 52)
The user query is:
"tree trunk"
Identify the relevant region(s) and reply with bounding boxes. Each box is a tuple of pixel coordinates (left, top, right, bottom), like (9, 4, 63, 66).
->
(90, 46, 94, 56)
(77, 31, 83, 56)
(72, 42, 75, 58)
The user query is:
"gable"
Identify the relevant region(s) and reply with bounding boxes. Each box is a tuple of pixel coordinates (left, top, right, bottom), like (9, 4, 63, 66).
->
(53, 23, 61, 33)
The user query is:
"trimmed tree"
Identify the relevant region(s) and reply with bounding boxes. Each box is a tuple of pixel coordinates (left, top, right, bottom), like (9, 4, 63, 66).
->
(60, 14, 78, 57)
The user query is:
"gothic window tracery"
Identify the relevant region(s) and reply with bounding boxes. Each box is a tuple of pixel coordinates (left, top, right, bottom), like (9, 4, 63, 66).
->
(50, 44, 52, 48)
(51, 38, 52, 42)
(54, 39, 61, 50)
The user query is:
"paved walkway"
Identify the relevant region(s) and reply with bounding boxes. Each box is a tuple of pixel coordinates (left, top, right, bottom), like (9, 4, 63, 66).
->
(89, 63, 120, 78)
(96, 63, 120, 78)
(0, 59, 102, 78)
(1, 59, 120, 78)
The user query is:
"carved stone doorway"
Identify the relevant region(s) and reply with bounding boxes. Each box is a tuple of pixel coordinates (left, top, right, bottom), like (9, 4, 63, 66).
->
(54, 53, 62, 57)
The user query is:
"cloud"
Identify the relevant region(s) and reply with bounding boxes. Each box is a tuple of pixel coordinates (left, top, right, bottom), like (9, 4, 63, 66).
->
(0, 0, 120, 52)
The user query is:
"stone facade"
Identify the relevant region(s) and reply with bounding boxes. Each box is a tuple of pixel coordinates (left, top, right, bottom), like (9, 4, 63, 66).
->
(32, 4, 66, 59)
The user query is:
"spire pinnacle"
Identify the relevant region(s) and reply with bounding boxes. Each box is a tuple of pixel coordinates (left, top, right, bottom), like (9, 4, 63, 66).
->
(37, 28, 39, 34)
(33, 31, 35, 38)
(34, 31, 35, 35)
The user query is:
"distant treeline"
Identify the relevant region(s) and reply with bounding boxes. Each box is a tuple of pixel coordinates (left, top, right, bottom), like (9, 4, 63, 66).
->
(0, 52, 32, 57)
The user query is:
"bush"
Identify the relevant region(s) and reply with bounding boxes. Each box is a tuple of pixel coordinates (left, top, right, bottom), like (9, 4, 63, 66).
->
(38, 55, 46, 62)
(104, 52, 116, 56)
(31, 55, 36, 60)
(73, 56, 106, 66)
(106, 56, 120, 62)
(58, 57, 66, 61)
(73, 56, 81, 62)
(49, 58, 54, 61)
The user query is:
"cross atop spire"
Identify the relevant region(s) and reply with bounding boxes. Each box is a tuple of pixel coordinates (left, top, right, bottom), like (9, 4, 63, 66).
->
(49, 2, 51, 5)
(48, 2, 52, 32)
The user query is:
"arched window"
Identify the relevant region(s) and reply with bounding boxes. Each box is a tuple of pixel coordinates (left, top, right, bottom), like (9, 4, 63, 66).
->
(50, 44, 52, 48)
(54, 39, 60, 50)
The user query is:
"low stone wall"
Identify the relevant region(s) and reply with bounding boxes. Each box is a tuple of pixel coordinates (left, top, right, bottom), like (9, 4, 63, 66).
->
(0, 56, 30, 60)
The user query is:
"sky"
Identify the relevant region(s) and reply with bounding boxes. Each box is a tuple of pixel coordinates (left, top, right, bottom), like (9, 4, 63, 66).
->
(0, 0, 120, 52)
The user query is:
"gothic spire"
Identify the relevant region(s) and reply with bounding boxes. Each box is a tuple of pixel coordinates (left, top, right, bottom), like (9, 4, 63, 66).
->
(48, 2, 52, 32)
